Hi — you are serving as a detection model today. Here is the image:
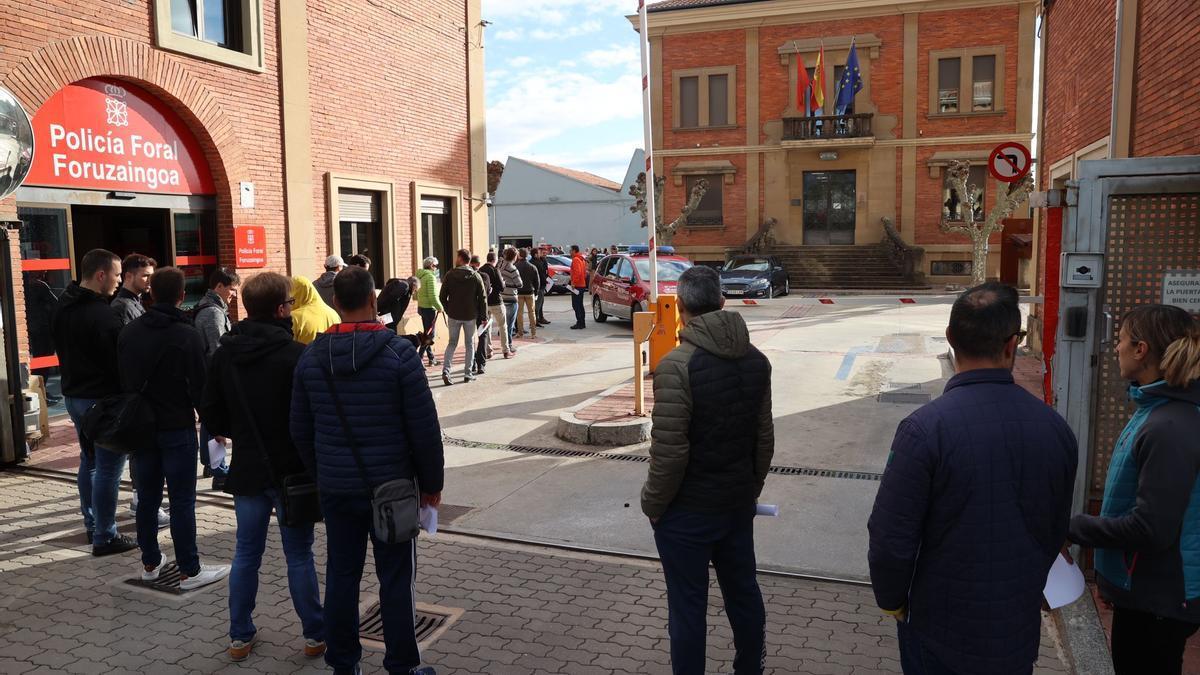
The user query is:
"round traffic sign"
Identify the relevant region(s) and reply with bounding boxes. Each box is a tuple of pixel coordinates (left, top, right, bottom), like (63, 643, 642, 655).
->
(988, 142, 1031, 183)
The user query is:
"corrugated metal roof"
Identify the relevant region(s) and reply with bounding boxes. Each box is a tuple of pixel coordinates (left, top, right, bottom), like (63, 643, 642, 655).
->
(647, 0, 775, 12)
(523, 160, 624, 192)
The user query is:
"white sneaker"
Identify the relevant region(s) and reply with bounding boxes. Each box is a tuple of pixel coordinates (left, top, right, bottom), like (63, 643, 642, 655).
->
(141, 553, 170, 581)
(156, 508, 170, 529)
(180, 564, 230, 591)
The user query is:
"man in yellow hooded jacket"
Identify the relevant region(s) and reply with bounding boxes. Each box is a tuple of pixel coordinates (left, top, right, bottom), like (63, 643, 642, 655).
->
(291, 276, 340, 345)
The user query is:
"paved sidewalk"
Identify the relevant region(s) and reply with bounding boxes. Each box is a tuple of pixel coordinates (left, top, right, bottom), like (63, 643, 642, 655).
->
(0, 472, 1069, 674)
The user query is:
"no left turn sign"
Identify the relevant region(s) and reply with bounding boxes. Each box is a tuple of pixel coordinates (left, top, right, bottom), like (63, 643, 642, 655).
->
(989, 142, 1032, 183)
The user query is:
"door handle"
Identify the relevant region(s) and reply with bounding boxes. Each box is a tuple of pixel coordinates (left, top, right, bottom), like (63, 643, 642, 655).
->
(1100, 309, 1115, 352)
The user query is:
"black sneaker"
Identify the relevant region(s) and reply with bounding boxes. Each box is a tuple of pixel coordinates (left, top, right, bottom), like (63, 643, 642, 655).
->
(86, 531, 94, 545)
(92, 534, 138, 557)
(212, 474, 228, 491)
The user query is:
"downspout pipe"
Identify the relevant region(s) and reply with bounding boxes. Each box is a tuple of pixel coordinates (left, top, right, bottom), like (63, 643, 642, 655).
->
(1108, 0, 1124, 159)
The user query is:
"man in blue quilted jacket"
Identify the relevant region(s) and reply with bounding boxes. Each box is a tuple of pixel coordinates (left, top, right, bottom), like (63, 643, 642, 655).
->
(867, 282, 1078, 675)
(290, 265, 443, 675)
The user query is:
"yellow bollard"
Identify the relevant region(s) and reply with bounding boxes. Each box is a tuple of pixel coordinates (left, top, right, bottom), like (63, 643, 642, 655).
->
(632, 311, 656, 415)
(648, 294, 680, 373)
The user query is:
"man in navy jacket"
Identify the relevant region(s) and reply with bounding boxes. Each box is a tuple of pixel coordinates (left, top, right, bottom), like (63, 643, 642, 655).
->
(290, 265, 443, 675)
(867, 282, 1077, 675)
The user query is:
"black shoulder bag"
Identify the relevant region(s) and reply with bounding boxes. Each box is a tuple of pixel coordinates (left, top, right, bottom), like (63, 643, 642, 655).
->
(81, 347, 169, 455)
(322, 367, 420, 543)
(230, 369, 323, 527)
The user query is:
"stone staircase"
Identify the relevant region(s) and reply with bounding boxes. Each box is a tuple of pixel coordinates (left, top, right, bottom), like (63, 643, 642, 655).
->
(773, 244, 929, 290)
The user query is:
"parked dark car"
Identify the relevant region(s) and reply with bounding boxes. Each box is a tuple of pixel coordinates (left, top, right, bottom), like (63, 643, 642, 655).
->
(719, 255, 789, 298)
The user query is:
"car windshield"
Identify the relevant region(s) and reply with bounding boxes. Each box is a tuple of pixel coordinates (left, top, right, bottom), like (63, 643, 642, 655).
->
(724, 258, 769, 272)
(633, 259, 692, 282)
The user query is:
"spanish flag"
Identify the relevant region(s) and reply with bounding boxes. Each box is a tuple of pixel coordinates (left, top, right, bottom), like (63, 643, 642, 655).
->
(812, 44, 826, 115)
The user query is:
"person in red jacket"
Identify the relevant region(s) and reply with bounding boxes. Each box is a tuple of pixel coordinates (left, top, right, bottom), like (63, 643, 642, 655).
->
(569, 244, 588, 329)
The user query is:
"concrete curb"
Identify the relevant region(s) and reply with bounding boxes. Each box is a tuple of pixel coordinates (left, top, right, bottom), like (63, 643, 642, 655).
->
(1052, 588, 1115, 675)
(556, 379, 651, 446)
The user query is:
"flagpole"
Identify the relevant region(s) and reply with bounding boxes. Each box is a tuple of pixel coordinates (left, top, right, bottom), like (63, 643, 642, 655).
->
(638, 0, 659, 306)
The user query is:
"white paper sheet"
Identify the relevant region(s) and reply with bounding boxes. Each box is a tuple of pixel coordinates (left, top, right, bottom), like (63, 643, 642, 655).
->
(756, 503, 780, 517)
(207, 438, 226, 470)
(1043, 553, 1086, 609)
(378, 312, 393, 325)
(419, 505, 438, 535)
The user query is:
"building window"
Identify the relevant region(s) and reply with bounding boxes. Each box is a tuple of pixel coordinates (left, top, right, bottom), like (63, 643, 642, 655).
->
(972, 55, 995, 111)
(937, 58, 960, 113)
(928, 47, 1005, 116)
(942, 165, 987, 222)
(672, 67, 736, 129)
(154, 0, 263, 71)
(686, 176, 724, 227)
(931, 260, 973, 276)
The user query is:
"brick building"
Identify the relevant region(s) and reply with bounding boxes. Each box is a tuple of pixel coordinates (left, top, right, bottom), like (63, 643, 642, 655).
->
(0, 0, 488, 406)
(637, 0, 1036, 285)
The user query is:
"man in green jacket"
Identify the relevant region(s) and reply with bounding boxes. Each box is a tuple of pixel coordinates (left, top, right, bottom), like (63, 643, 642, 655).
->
(414, 257, 444, 366)
(642, 265, 774, 675)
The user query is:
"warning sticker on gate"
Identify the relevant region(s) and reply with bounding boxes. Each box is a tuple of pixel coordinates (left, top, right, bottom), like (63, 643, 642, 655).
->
(1163, 271, 1200, 313)
(988, 142, 1032, 183)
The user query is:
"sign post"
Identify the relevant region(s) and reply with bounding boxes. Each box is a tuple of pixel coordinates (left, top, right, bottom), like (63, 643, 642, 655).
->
(637, 0, 659, 302)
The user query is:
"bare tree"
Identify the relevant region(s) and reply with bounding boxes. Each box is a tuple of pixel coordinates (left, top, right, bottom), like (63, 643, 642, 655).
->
(629, 172, 709, 247)
(939, 160, 1034, 286)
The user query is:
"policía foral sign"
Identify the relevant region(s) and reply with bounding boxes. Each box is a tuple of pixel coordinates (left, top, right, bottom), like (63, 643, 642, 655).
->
(25, 78, 215, 195)
(235, 226, 267, 268)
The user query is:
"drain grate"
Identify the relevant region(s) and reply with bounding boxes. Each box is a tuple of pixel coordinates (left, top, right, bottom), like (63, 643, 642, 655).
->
(437, 504, 473, 526)
(444, 435, 882, 481)
(360, 603, 452, 645)
(878, 391, 932, 404)
(123, 561, 186, 595)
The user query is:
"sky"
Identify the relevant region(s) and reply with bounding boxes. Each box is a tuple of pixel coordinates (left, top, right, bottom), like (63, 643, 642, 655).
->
(482, 0, 645, 183)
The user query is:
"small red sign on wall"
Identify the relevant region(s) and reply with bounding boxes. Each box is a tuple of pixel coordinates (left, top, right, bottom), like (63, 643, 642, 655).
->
(234, 226, 267, 268)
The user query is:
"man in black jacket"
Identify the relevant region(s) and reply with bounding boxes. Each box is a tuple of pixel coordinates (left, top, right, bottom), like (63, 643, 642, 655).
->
(200, 271, 325, 662)
(51, 248, 138, 556)
(531, 248, 550, 326)
(119, 267, 229, 590)
(479, 251, 511, 358)
(514, 248, 539, 339)
(438, 248, 487, 386)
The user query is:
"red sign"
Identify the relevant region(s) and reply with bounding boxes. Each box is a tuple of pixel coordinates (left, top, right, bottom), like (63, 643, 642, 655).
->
(26, 78, 215, 195)
(988, 142, 1032, 183)
(234, 226, 267, 268)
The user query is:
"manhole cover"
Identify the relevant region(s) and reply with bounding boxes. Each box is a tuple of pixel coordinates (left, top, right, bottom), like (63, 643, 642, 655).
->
(878, 391, 931, 404)
(438, 504, 473, 526)
(123, 561, 186, 595)
(360, 603, 457, 647)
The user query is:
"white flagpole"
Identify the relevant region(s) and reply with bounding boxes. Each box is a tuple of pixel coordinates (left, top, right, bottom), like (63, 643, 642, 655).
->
(638, 0, 658, 305)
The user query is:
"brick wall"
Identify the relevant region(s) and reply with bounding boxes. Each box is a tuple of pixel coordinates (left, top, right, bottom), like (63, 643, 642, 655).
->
(307, 0, 473, 278)
(1040, 0, 1113, 185)
(914, 143, 1009, 246)
(660, 154, 748, 248)
(1130, 0, 1200, 156)
(661, 28, 747, 151)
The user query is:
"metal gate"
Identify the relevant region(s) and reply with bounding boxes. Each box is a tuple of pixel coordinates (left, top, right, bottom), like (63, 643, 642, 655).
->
(1053, 156, 1200, 515)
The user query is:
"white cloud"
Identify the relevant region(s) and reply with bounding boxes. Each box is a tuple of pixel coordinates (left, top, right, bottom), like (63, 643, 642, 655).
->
(529, 20, 603, 41)
(509, 56, 534, 68)
(484, 0, 630, 21)
(487, 67, 642, 174)
(584, 44, 640, 71)
(493, 28, 523, 41)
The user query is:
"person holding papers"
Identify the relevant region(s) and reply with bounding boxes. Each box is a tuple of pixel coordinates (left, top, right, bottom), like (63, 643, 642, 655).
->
(1068, 305, 1200, 675)
(867, 282, 1077, 675)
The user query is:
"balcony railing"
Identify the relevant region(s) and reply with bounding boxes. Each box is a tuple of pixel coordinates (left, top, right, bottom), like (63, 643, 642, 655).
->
(783, 113, 874, 141)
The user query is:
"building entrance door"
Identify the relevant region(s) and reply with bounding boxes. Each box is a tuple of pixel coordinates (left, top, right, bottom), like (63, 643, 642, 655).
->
(420, 197, 454, 270)
(802, 171, 856, 245)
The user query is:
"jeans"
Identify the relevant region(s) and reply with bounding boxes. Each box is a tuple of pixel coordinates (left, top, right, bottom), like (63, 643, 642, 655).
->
(321, 493, 421, 674)
(488, 304, 511, 355)
(1111, 607, 1200, 675)
(503, 300, 517, 342)
(229, 491, 324, 643)
(571, 288, 586, 326)
(417, 307, 438, 363)
(535, 287, 546, 321)
(516, 295, 536, 335)
(65, 396, 127, 545)
(653, 505, 765, 675)
(134, 428, 201, 575)
(474, 318, 491, 371)
(442, 317, 478, 379)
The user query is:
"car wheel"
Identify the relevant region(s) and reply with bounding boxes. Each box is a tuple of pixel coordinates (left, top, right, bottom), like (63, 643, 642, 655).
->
(783, 280, 789, 296)
(767, 285, 774, 300)
(593, 296, 608, 323)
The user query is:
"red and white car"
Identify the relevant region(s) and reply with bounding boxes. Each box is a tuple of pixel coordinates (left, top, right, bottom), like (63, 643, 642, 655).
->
(544, 254, 573, 294)
(589, 245, 693, 322)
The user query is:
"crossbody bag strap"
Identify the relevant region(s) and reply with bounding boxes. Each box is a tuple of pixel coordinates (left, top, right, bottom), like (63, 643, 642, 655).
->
(228, 367, 281, 488)
(321, 367, 375, 495)
(138, 344, 171, 394)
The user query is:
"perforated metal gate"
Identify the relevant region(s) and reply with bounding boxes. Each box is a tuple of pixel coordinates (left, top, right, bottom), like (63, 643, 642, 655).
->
(1088, 193, 1200, 502)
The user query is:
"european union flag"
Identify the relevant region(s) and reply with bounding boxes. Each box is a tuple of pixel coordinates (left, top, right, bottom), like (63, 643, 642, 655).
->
(834, 41, 863, 116)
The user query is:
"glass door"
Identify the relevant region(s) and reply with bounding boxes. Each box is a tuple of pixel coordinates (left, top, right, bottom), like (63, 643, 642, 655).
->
(171, 211, 218, 308)
(802, 171, 857, 245)
(18, 205, 73, 414)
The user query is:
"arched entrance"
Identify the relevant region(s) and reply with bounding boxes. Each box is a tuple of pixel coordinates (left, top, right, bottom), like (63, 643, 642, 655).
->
(15, 77, 221, 416)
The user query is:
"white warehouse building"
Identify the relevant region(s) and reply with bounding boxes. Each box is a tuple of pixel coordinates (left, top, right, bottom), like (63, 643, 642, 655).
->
(491, 150, 647, 251)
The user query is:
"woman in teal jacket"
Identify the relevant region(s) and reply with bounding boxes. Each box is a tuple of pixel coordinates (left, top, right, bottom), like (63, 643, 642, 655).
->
(1069, 304, 1200, 675)
(413, 257, 443, 366)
